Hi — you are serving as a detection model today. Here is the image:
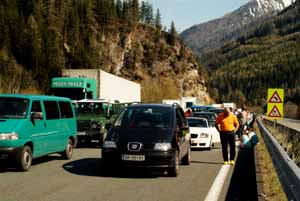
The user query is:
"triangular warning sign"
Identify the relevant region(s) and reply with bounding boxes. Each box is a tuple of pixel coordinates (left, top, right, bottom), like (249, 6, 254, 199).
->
(268, 91, 282, 103)
(268, 105, 282, 117)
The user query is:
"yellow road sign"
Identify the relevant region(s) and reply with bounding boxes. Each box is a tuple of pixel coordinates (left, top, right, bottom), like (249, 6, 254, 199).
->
(267, 88, 284, 119)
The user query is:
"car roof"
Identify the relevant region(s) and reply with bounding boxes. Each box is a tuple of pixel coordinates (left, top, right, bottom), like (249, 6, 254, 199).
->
(75, 99, 109, 103)
(187, 117, 208, 121)
(0, 94, 71, 101)
(128, 103, 177, 109)
(193, 111, 216, 115)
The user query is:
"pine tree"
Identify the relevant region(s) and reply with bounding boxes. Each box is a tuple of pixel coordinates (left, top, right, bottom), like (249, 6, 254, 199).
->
(131, 0, 139, 23)
(154, 8, 161, 29)
(144, 2, 153, 24)
(168, 21, 177, 46)
(116, 0, 122, 19)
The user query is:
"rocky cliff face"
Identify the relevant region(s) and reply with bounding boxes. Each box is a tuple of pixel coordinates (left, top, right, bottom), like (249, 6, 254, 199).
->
(0, 0, 211, 104)
(180, 0, 295, 57)
(101, 25, 210, 103)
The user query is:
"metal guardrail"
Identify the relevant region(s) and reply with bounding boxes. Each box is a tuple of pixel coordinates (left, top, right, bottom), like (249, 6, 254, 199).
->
(263, 118, 300, 134)
(257, 119, 300, 201)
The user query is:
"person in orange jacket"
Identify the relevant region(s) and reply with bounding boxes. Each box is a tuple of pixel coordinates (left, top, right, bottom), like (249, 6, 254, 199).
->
(215, 107, 239, 165)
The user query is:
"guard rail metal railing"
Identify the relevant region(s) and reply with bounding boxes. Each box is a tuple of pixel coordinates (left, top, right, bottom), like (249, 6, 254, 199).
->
(257, 119, 300, 201)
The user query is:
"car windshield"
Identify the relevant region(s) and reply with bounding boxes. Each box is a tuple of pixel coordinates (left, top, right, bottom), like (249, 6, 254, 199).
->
(76, 102, 108, 115)
(114, 107, 172, 128)
(0, 97, 29, 119)
(187, 118, 208, 128)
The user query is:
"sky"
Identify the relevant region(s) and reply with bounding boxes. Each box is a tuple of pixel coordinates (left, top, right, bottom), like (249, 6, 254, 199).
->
(144, 0, 250, 33)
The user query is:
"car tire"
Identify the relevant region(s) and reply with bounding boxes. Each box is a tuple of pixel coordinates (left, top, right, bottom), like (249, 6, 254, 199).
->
(209, 138, 213, 150)
(17, 145, 32, 172)
(99, 130, 107, 148)
(61, 139, 74, 159)
(168, 150, 179, 177)
(182, 145, 191, 165)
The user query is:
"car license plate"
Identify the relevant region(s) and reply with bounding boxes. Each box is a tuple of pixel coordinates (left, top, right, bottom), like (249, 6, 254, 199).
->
(122, 154, 145, 161)
(77, 131, 86, 136)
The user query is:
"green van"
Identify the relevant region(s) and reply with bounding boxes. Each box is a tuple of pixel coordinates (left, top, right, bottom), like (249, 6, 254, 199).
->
(0, 94, 77, 171)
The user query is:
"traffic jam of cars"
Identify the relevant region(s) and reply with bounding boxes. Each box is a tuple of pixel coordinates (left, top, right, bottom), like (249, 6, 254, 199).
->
(0, 95, 229, 177)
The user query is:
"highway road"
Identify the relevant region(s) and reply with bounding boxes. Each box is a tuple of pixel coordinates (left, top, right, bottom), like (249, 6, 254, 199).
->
(0, 145, 235, 201)
(277, 118, 300, 131)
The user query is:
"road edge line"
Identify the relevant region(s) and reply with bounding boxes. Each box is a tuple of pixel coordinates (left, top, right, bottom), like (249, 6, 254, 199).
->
(204, 165, 231, 201)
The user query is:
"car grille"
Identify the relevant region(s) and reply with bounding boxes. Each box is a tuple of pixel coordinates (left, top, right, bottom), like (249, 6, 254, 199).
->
(118, 142, 154, 152)
(77, 120, 90, 131)
(191, 134, 198, 138)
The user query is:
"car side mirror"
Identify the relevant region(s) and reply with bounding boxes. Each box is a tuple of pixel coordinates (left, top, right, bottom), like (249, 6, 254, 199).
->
(31, 112, 43, 120)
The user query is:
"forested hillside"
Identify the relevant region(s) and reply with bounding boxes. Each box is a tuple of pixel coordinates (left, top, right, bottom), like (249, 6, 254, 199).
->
(0, 0, 210, 103)
(201, 0, 300, 116)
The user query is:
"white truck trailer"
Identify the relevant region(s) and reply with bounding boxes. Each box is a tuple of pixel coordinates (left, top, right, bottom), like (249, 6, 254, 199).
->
(52, 69, 141, 103)
(162, 97, 200, 111)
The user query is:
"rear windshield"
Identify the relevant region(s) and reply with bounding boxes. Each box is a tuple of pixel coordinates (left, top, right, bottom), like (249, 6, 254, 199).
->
(187, 118, 208, 128)
(114, 107, 172, 128)
(0, 97, 29, 119)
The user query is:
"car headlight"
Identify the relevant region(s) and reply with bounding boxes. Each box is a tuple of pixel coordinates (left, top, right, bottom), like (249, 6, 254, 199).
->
(199, 133, 209, 138)
(91, 122, 100, 129)
(0, 133, 19, 140)
(103, 141, 117, 148)
(154, 143, 171, 151)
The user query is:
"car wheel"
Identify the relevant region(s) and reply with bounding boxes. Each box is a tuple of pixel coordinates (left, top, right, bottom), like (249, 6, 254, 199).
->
(168, 150, 179, 177)
(61, 139, 74, 159)
(17, 145, 32, 172)
(99, 130, 107, 148)
(208, 138, 213, 150)
(182, 145, 191, 165)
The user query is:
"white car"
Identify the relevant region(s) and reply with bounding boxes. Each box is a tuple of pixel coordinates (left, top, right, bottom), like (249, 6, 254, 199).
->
(187, 117, 213, 149)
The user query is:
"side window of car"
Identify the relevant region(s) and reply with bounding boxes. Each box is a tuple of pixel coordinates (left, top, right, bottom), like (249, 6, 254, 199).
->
(44, 101, 60, 120)
(178, 107, 188, 127)
(176, 109, 183, 129)
(31, 101, 43, 119)
(58, 101, 74, 118)
(176, 107, 188, 129)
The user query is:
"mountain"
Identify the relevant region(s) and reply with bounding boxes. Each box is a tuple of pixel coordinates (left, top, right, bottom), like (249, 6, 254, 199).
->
(180, 0, 295, 58)
(201, 0, 300, 116)
(0, 0, 210, 104)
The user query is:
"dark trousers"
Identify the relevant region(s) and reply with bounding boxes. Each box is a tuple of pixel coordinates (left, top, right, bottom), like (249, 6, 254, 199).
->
(220, 131, 236, 161)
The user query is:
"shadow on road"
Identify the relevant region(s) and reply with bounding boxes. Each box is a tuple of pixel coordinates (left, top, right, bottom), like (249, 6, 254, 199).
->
(0, 155, 61, 173)
(63, 158, 162, 179)
(191, 160, 223, 165)
(225, 148, 258, 201)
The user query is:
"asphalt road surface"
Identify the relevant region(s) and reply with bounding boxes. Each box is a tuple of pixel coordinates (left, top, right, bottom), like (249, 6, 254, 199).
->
(277, 118, 300, 132)
(0, 145, 231, 201)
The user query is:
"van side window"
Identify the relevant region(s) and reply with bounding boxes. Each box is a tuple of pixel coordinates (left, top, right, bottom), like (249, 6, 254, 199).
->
(59, 101, 73, 118)
(44, 101, 60, 120)
(178, 107, 188, 127)
(31, 101, 42, 118)
(176, 109, 183, 129)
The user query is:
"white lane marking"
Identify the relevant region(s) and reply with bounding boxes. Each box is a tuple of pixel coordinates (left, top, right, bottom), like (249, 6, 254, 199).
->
(204, 165, 231, 201)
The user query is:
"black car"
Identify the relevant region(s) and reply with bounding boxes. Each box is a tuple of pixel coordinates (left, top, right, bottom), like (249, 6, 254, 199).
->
(102, 104, 191, 177)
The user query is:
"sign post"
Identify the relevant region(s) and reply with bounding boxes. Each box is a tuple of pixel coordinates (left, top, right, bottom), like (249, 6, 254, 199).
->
(267, 88, 284, 122)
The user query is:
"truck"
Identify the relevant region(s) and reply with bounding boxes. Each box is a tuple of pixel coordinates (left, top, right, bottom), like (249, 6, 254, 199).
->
(51, 69, 141, 102)
(74, 99, 130, 146)
(51, 69, 141, 146)
(162, 97, 201, 111)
